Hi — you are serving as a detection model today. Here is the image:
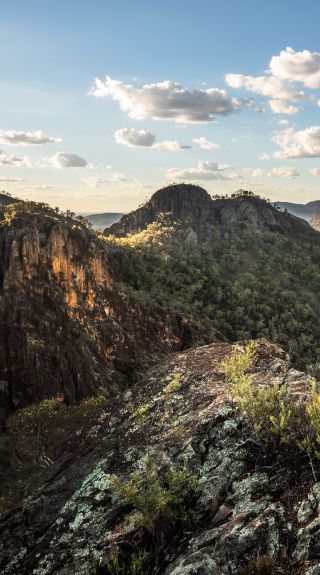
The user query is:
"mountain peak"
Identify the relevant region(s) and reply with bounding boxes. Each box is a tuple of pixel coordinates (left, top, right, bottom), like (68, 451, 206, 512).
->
(105, 184, 313, 240)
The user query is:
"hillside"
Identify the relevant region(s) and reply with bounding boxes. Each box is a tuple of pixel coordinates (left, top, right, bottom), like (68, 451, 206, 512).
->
(104, 184, 320, 369)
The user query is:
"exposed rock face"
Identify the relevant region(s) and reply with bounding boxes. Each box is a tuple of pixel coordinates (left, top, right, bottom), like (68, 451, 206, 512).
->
(1, 340, 319, 574)
(105, 184, 313, 241)
(310, 211, 320, 231)
(0, 209, 181, 410)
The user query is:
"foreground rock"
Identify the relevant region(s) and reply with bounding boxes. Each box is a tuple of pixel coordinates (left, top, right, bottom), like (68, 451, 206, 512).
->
(1, 339, 319, 574)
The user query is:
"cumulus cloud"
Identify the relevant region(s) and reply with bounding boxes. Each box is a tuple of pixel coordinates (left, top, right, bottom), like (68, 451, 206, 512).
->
(166, 160, 237, 181)
(273, 126, 320, 158)
(269, 99, 300, 115)
(114, 128, 156, 147)
(309, 168, 320, 176)
(225, 73, 303, 101)
(192, 136, 220, 150)
(246, 166, 299, 179)
(258, 153, 270, 160)
(90, 76, 243, 123)
(268, 166, 300, 178)
(0, 130, 60, 146)
(0, 151, 26, 165)
(270, 47, 320, 88)
(49, 151, 87, 168)
(225, 49, 313, 116)
(114, 128, 190, 150)
(278, 119, 289, 125)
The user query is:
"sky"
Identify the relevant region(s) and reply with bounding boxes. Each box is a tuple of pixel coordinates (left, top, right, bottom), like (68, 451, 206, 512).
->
(1, 0, 320, 212)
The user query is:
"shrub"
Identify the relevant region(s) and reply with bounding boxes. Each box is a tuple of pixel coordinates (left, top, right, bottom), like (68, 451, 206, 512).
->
(89, 550, 157, 575)
(110, 454, 199, 533)
(222, 342, 292, 442)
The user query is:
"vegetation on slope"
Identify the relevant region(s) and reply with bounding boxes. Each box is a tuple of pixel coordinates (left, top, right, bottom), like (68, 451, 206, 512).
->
(105, 214, 320, 371)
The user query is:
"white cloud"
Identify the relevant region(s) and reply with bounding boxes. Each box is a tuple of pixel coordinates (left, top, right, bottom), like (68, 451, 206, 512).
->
(82, 172, 132, 187)
(90, 76, 243, 123)
(49, 152, 87, 168)
(258, 153, 269, 160)
(269, 99, 300, 115)
(278, 119, 289, 125)
(192, 136, 220, 150)
(247, 168, 265, 177)
(82, 177, 112, 188)
(114, 128, 155, 147)
(268, 166, 300, 178)
(225, 73, 303, 101)
(166, 160, 236, 181)
(0, 151, 27, 165)
(153, 140, 190, 151)
(273, 126, 320, 158)
(309, 168, 320, 176)
(246, 166, 299, 178)
(0, 130, 60, 146)
(0, 176, 25, 182)
(114, 128, 190, 150)
(270, 47, 320, 88)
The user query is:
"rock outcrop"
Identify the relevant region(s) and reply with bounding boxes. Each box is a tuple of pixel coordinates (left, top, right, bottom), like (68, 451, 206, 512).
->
(105, 184, 313, 242)
(1, 340, 319, 574)
(310, 211, 320, 231)
(0, 206, 182, 410)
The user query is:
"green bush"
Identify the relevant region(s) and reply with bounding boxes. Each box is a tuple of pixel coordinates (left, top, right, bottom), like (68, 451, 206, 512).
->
(222, 342, 292, 442)
(110, 454, 199, 533)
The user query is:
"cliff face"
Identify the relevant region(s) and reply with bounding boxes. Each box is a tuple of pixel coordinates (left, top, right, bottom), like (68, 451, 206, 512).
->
(105, 184, 313, 242)
(310, 211, 320, 231)
(0, 340, 319, 574)
(0, 207, 181, 411)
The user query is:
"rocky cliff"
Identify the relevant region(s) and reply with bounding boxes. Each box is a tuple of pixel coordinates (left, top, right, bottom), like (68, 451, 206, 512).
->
(105, 184, 313, 242)
(0, 340, 319, 574)
(0, 203, 182, 413)
(310, 211, 320, 231)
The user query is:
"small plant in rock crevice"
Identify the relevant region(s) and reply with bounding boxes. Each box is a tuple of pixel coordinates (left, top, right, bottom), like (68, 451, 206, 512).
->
(110, 453, 199, 533)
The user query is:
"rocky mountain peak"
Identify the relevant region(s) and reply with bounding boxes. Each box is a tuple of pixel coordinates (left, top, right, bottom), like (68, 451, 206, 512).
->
(105, 184, 313, 241)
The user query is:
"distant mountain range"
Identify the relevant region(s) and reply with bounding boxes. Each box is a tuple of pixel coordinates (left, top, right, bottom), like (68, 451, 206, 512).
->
(274, 200, 320, 221)
(84, 212, 124, 229)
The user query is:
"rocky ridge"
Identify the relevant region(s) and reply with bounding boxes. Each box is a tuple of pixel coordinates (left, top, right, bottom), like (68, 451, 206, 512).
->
(105, 184, 313, 242)
(0, 340, 319, 574)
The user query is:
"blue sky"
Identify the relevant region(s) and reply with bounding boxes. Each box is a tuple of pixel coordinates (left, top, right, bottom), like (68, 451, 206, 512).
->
(1, 0, 320, 211)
